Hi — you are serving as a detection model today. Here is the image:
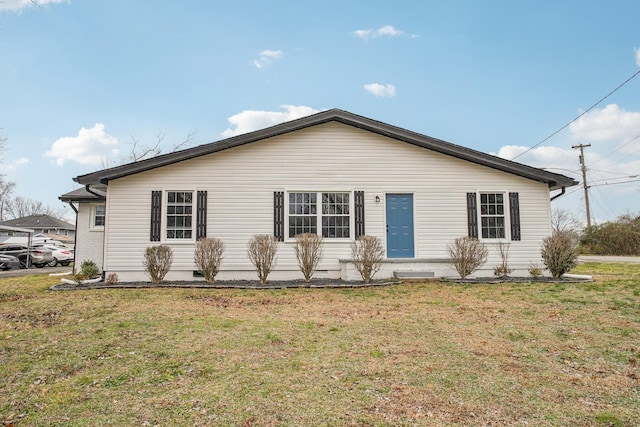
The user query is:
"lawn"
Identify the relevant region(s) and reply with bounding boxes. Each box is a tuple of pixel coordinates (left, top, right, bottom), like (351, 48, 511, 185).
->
(1, 263, 639, 426)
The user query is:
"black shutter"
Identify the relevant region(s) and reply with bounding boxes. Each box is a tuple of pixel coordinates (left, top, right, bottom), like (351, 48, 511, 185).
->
(509, 192, 521, 241)
(467, 192, 478, 238)
(274, 191, 284, 241)
(354, 190, 365, 238)
(196, 190, 207, 239)
(150, 190, 162, 242)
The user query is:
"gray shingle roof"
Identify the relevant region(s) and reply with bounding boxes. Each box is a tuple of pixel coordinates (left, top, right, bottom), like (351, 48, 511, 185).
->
(0, 214, 74, 230)
(73, 109, 578, 190)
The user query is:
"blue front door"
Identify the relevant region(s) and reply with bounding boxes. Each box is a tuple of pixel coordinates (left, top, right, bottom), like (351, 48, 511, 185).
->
(386, 194, 415, 258)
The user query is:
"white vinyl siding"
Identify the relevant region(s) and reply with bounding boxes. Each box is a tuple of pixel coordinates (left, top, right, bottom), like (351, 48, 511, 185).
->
(102, 122, 553, 280)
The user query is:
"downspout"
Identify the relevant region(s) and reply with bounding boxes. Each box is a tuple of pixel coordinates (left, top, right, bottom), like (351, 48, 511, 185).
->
(67, 201, 79, 272)
(550, 186, 566, 202)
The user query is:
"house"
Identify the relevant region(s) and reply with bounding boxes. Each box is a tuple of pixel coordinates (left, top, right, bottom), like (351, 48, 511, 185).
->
(0, 214, 75, 246)
(60, 109, 577, 282)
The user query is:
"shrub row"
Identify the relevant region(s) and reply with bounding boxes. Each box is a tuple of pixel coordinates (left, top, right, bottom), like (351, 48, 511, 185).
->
(141, 234, 385, 284)
(447, 232, 579, 280)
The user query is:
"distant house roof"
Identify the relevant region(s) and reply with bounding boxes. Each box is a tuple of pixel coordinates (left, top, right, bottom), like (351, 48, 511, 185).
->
(74, 108, 578, 190)
(59, 186, 106, 203)
(0, 214, 75, 231)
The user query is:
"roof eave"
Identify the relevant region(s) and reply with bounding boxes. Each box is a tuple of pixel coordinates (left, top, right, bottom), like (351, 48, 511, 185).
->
(73, 109, 578, 189)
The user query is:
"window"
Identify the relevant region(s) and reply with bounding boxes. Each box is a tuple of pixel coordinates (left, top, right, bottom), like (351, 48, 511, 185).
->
(322, 192, 350, 238)
(93, 205, 105, 227)
(288, 192, 350, 239)
(166, 191, 193, 239)
(479, 193, 505, 239)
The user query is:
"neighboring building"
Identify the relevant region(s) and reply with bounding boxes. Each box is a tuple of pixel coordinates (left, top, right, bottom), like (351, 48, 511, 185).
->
(60, 109, 577, 282)
(0, 214, 75, 244)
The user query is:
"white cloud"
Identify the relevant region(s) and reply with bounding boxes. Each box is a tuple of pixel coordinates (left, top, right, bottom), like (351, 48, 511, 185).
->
(494, 145, 579, 172)
(364, 83, 396, 98)
(45, 123, 119, 166)
(221, 105, 320, 137)
(353, 25, 409, 40)
(5, 157, 31, 171)
(253, 49, 284, 69)
(636, 47, 640, 67)
(0, 0, 67, 12)
(569, 104, 640, 146)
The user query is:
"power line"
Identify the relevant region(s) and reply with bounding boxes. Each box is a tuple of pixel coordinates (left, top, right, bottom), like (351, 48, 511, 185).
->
(511, 68, 640, 160)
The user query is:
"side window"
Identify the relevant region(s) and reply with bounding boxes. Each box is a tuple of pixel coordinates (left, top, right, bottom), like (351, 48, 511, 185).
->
(479, 193, 505, 239)
(166, 191, 193, 239)
(93, 204, 105, 228)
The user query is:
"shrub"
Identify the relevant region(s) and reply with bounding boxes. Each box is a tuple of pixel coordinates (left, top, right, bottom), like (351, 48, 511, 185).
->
(541, 231, 578, 279)
(194, 237, 225, 283)
(447, 236, 488, 279)
(294, 233, 323, 282)
(247, 234, 279, 285)
(143, 245, 173, 284)
(351, 235, 385, 284)
(73, 259, 101, 282)
(579, 213, 640, 255)
(528, 263, 543, 279)
(106, 272, 119, 286)
(493, 242, 512, 278)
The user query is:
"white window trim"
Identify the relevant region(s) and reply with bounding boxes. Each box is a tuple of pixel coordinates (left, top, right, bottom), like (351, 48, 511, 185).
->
(475, 190, 511, 242)
(161, 189, 196, 243)
(284, 189, 355, 242)
(89, 203, 106, 231)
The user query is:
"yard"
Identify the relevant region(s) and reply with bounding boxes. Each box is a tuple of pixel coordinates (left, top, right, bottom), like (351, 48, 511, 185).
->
(1, 263, 639, 426)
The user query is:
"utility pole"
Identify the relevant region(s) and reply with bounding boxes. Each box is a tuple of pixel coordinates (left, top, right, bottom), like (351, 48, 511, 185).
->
(572, 143, 591, 228)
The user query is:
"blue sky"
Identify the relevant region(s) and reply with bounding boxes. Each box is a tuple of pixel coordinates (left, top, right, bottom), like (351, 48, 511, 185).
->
(1, 0, 639, 224)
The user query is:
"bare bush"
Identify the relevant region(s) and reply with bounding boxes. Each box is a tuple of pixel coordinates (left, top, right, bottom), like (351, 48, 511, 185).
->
(106, 272, 119, 286)
(447, 236, 488, 279)
(143, 245, 173, 284)
(493, 242, 512, 278)
(294, 233, 323, 282)
(528, 263, 543, 279)
(247, 234, 279, 285)
(351, 235, 385, 283)
(194, 237, 225, 283)
(541, 231, 578, 279)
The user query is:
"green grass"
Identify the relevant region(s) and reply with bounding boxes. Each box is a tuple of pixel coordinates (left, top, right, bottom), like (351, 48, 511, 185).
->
(1, 263, 639, 426)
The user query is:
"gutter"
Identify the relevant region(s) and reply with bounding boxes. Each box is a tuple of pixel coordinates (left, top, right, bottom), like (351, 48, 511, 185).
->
(550, 186, 566, 201)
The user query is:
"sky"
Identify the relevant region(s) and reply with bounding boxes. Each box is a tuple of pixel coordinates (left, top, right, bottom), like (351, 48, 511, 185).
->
(1, 0, 639, 225)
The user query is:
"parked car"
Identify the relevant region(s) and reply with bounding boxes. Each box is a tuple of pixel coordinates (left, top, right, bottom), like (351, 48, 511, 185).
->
(0, 244, 54, 268)
(0, 254, 20, 270)
(35, 245, 74, 267)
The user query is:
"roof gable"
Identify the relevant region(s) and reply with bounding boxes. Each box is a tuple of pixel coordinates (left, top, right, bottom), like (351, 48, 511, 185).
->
(74, 109, 577, 190)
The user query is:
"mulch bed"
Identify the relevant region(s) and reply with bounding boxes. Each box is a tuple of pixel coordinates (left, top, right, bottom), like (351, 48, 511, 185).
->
(49, 278, 401, 291)
(49, 275, 591, 291)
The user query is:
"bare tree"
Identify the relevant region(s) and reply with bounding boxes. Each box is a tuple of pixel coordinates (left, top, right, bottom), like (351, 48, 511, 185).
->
(4, 196, 60, 219)
(0, 133, 16, 221)
(0, 177, 15, 222)
(551, 208, 583, 239)
(101, 131, 196, 169)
